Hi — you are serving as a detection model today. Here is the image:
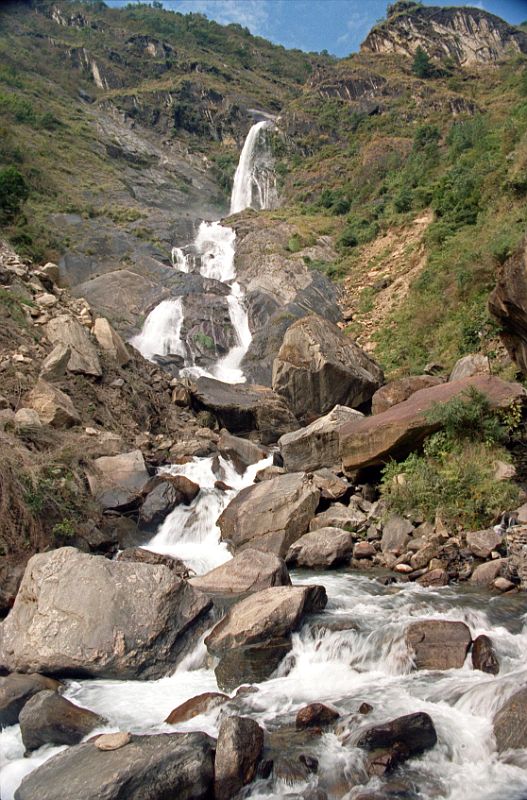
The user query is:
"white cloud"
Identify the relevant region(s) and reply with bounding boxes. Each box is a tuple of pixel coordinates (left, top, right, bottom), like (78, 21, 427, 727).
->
(169, 0, 271, 35)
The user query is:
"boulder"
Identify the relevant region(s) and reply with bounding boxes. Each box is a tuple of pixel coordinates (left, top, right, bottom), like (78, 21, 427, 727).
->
(14, 731, 215, 800)
(471, 634, 499, 675)
(139, 475, 199, 530)
(19, 690, 106, 751)
(87, 449, 149, 509)
(190, 376, 299, 444)
(0, 547, 211, 680)
(296, 703, 339, 730)
(272, 315, 383, 420)
(0, 672, 62, 729)
(470, 559, 506, 586)
(357, 711, 437, 756)
(354, 541, 376, 559)
(214, 716, 264, 800)
(312, 469, 350, 500)
(309, 502, 366, 532)
(26, 379, 80, 427)
(14, 408, 41, 431)
(40, 343, 71, 381)
(218, 429, 268, 473)
(466, 529, 502, 559)
(116, 548, 190, 579)
(189, 549, 291, 596)
(93, 317, 130, 366)
(340, 375, 526, 472)
(46, 314, 102, 376)
(372, 376, 443, 415)
(488, 237, 527, 375)
(493, 686, 527, 751)
(406, 620, 471, 670)
(165, 692, 228, 725)
(449, 354, 490, 382)
(278, 405, 363, 473)
(217, 472, 320, 558)
(381, 515, 414, 556)
(416, 568, 449, 587)
(286, 528, 355, 568)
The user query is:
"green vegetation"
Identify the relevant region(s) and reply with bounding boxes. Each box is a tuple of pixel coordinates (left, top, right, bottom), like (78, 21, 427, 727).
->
(194, 331, 215, 351)
(412, 46, 433, 79)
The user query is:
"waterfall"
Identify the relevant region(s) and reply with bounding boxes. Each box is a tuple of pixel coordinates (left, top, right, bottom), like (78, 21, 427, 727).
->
(171, 246, 190, 272)
(128, 298, 186, 363)
(230, 120, 278, 215)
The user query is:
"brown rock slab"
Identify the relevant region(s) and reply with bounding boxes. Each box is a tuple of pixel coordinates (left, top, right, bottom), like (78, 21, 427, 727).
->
(165, 692, 228, 725)
(0, 672, 62, 729)
(406, 620, 471, 670)
(416, 568, 449, 587)
(189, 549, 291, 596)
(218, 429, 268, 474)
(372, 375, 443, 415)
(278, 405, 363, 473)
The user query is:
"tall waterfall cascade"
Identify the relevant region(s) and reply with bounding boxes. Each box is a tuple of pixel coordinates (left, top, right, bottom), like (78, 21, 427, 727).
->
(130, 119, 277, 384)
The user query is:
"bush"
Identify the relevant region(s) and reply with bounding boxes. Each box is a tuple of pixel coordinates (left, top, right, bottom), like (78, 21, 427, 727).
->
(0, 165, 29, 220)
(412, 46, 434, 79)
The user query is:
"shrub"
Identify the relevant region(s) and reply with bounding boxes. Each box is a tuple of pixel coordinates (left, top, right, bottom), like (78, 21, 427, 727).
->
(0, 165, 29, 220)
(412, 46, 434, 79)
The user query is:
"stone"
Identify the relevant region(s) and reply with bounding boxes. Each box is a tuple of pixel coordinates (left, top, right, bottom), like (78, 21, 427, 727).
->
(312, 469, 350, 500)
(466, 529, 503, 559)
(26, 379, 80, 427)
(116, 548, 190, 579)
(214, 716, 264, 800)
(190, 376, 299, 444)
(309, 503, 366, 532)
(218, 429, 268, 473)
(272, 315, 383, 420)
(494, 459, 516, 481)
(494, 576, 515, 592)
(189, 549, 291, 596)
(0, 673, 62, 729)
(406, 620, 471, 670)
(255, 465, 286, 482)
(410, 542, 439, 570)
(278, 405, 363, 472)
(449, 354, 490, 382)
(19, 690, 106, 752)
(87, 449, 149, 509)
(471, 634, 499, 675)
(139, 474, 199, 530)
(416, 568, 449, 587)
(165, 692, 228, 725)
(381, 515, 414, 556)
(46, 314, 102, 376)
(493, 687, 527, 751)
(356, 711, 437, 756)
(95, 732, 131, 751)
(14, 731, 215, 800)
(40, 343, 71, 381)
(489, 238, 527, 375)
(41, 262, 60, 284)
(36, 292, 58, 308)
(340, 375, 526, 472)
(470, 558, 506, 586)
(372, 375, 443, 415)
(218, 472, 320, 558)
(354, 541, 376, 559)
(14, 407, 42, 431)
(296, 703, 339, 729)
(93, 317, 130, 366)
(0, 547, 211, 680)
(286, 528, 355, 568)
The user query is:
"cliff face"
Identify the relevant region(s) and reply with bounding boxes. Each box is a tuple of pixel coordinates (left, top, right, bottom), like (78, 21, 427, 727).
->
(361, 3, 527, 66)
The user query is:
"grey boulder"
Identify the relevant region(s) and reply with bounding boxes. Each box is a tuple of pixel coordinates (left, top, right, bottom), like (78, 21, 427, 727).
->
(189, 549, 291, 596)
(19, 690, 106, 751)
(214, 716, 264, 800)
(286, 527, 355, 568)
(406, 620, 471, 670)
(46, 314, 102, 377)
(87, 449, 150, 510)
(278, 405, 363, 473)
(0, 672, 62, 729)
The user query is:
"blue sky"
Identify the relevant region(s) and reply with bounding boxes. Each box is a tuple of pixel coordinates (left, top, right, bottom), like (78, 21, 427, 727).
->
(106, 1, 527, 57)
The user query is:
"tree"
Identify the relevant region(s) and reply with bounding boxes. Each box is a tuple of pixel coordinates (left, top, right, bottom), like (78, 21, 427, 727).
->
(412, 46, 433, 78)
(0, 166, 29, 220)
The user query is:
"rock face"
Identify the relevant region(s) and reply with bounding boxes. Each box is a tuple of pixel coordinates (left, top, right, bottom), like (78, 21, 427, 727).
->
(361, 3, 527, 66)
(340, 375, 526, 472)
(493, 687, 527, 751)
(14, 731, 215, 800)
(190, 376, 299, 444)
(26, 379, 80, 427)
(286, 528, 355, 568)
(87, 449, 149, 509)
(0, 673, 62, 729)
(189, 549, 291, 596)
(489, 237, 527, 375)
(19, 690, 106, 751)
(278, 405, 363, 472)
(272, 315, 383, 420)
(214, 716, 264, 800)
(217, 472, 320, 558)
(371, 376, 443, 415)
(46, 314, 102, 376)
(406, 620, 471, 670)
(0, 548, 211, 680)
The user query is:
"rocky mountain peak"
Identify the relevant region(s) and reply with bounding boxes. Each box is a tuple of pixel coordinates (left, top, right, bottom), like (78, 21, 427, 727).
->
(361, 3, 527, 66)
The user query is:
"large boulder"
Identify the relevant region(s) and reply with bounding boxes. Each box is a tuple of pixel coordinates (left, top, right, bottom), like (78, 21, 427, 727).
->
(46, 314, 102, 377)
(0, 547, 211, 680)
(371, 375, 443, 415)
(278, 405, 363, 472)
(19, 690, 106, 751)
(217, 429, 268, 473)
(14, 731, 215, 800)
(92, 317, 130, 366)
(381, 515, 414, 556)
(214, 716, 264, 800)
(0, 672, 62, 729)
(190, 376, 299, 444)
(189, 549, 291, 596)
(217, 472, 320, 558)
(272, 315, 383, 420)
(116, 548, 190, 579)
(466, 529, 502, 559)
(286, 528, 355, 568)
(469, 559, 506, 586)
(26, 379, 80, 427)
(309, 502, 366, 532)
(406, 620, 471, 670)
(356, 711, 437, 761)
(449, 354, 490, 382)
(493, 686, 527, 751)
(87, 449, 150, 510)
(340, 375, 526, 471)
(488, 237, 527, 375)
(139, 475, 200, 530)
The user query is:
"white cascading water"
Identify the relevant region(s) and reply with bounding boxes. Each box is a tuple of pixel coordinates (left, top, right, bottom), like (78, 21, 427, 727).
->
(128, 297, 186, 363)
(230, 120, 277, 214)
(170, 246, 190, 272)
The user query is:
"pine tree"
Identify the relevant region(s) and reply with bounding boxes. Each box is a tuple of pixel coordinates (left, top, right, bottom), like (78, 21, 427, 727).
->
(412, 46, 433, 78)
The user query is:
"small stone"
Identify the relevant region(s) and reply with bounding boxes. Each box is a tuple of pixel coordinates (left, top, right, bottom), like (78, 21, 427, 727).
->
(395, 563, 413, 573)
(85, 427, 98, 436)
(110, 378, 124, 388)
(36, 293, 58, 308)
(358, 702, 373, 715)
(95, 731, 131, 751)
(494, 577, 515, 592)
(296, 703, 339, 730)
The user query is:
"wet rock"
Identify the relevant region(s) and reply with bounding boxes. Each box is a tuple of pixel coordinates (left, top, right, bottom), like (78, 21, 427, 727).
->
(354, 541, 376, 559)
(93, 317, 130, 366)
(218, 429, 268, 474)
(14, 731, 215, 800)
(139, 474, 199, 529)
(296, 703, 339, 729)
(87, 449, 149, 510)
(272, 315, 383, 420)
(40, 343, 71, 381)
(0, 547, 211, 680)
(494, 576, 515, 592)
(357, 711, 437, 756)
(214, 716, 264, 800)
(286, 528, 355, 568)
(116, 548, 190, 579)
(470, 559, 506, 586)
(218, 472, 320, 558)
(19, 690, 106, 751)
(466, 529, 503, 559)
(0, 673, 62, 729)
(214, 640, 291, 692)
(46, 314, 102, 376)
(278, 405, 363, 473)
(359, 702, 373, 715)
(406, 620, 471, 670)
(309, 502, 366, 532)
(27, 379, 80, 427)
(340, 376, 525, 472)
(190, 549, 291, 596)
(372, 375, 443, 415)
(416, 568, 449, 587)
(165, 691, 228, 724)
(449, 354, 490, 382)
(493, 686, 527, 751)
(471, 634, 499, 675)
(381, 515, 414, 556)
